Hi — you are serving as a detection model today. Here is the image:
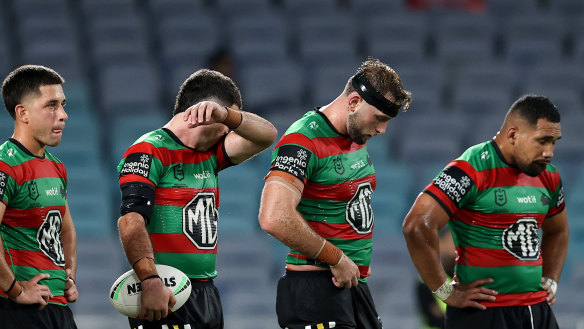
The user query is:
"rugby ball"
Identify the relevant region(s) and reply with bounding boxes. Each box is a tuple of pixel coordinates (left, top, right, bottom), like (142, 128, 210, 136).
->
(109, 264, 192, 318)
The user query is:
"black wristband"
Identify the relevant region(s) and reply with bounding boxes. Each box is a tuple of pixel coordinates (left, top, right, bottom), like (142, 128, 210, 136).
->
(141, 275, 161, 282)
(3, 278, 16, 294)
(132, 256, 154, 269)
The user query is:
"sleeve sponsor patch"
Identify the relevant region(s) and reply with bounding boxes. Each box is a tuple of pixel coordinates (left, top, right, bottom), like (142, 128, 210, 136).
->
(119, 153, 153, 179)
(432, 165, 474, 207)
(271, 144, 312, 181)
(0, 170, 7, 201)
(556, 183, 565, 208)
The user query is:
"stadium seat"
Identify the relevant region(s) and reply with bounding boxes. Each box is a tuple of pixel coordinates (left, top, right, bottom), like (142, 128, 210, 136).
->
(295, 14, 359, 66)
(228, 14, 289, 66)
(238, 60, 304, 113)
(433, 13, 496, 67)
(97, 62, 162, 117)
(310, 61, 362, 107)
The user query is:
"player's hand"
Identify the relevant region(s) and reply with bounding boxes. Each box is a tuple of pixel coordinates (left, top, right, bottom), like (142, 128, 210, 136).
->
(64, 268, 79, 303)
(330, 253, 360, 289)
(183, 101, 228, 128)
(12, 273, 53, 310)
(445, 276, 498, 310)
(542, 277, 557, 306)
(139, 277, 177, 321)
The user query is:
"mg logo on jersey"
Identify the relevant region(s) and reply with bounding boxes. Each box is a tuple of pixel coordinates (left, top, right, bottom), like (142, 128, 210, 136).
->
(173, 163, 184, 181)
(345, 183, 374, 234)
(333, 157, 345, 176)
(494, 188, 507, 206)
(502, 217, 540, 261)
(183, 192, 218, 250)
(37, 210, 65, 266)
(28, 181, 39, 200)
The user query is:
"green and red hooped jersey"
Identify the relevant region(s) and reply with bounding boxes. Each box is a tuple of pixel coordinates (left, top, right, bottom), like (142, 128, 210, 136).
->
(424, 140, 565, 307)
(117, 128, 232, 279)
(0, 139, 69, 305)
(269, 110, 376, 282)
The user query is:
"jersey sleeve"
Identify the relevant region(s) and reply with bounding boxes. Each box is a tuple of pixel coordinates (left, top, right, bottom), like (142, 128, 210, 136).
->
(423, 160, 478, 218)
(268, 132, 318, 184)
(215, 136, 233, 172)
(0, 161, 17, 206)
(117, 142, 163, 187)
(547, 179, 565, 217)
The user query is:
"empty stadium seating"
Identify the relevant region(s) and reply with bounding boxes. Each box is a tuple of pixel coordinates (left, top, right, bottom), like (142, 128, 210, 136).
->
(2, 0, 583, 327)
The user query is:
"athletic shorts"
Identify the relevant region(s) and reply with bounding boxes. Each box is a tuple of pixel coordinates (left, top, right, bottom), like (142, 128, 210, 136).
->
(0, 297, 77, 329)
(445, 301, 559, 329)
(276, 270, 383, 329)
(128, 279, 223, 329)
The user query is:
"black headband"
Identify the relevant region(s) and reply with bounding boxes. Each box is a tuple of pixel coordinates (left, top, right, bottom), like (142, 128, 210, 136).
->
(351, 72, 401, 117)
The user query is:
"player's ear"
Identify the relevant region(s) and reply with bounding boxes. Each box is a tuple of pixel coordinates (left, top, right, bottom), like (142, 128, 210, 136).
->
(15, 104, 29, 124)
(347, 91, 362, 112)
(506, 127, 518, 145)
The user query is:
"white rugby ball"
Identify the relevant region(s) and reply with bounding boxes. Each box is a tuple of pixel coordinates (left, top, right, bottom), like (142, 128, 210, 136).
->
(109, 264, 192, 318)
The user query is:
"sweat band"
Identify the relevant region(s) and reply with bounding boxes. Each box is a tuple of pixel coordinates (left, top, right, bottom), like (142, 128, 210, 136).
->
(222, 106, 243, 129)
(133, 257, 157, 281)
(315, 240, 343, 267)
(351, 72, 401, 117)
(432, 278, 454, 301)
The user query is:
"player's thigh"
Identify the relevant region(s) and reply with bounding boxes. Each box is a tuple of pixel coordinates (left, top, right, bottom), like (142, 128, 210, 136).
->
(128, 281, 223, 329)
(276, 270, 355, 329)
(0, 299, 77, 329)
(351, 283, 383, 329)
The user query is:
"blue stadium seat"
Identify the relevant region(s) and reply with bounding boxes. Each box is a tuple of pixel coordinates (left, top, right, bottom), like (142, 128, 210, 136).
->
(364, 13, 428, 62)
(87, 16, 150, 68)
(238, 60, 304, 113)
(371, 161, 414, 234)
(228, 14, 289, 66)
(97, 62, 162, 116)
(310, 61, 361, 107)
(455, 61, 519, 100)
(368, 40, 427, 72)
(108, 112, 169, 166)
(397, 65, 446, 112)
(452, 85, 514, 119)
(433, 13, 496, 67)
(295, 14, 359, 66)
(218, 160, 263, 234)
(487, 0, 540, 17)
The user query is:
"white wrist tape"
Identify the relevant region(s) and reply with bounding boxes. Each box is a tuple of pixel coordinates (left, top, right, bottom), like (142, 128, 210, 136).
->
(543, 277, 558, 295)
(432, 278, 454, 301)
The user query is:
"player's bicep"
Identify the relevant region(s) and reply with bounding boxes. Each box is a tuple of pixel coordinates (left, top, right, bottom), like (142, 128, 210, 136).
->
(542, 208, 568, 236)
(404, 193, 451, 235)
(270, 144, 314, 183)
(0, 202, 5, 225)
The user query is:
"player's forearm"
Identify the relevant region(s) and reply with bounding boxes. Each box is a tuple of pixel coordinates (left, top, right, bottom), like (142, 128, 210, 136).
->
(61, 224, 77, 280)
(259, 187, 324, 259)
(403, 217, 447, 291)
(541, 228, 569, 281)
(232, 111, 277, 150)
(118, 213, 155, 265)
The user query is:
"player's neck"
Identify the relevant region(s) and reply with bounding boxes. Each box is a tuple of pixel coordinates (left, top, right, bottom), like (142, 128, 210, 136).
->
(11, 128, 46, 157)
(320, 96, 348, 135)
(164, 116, 215, 151)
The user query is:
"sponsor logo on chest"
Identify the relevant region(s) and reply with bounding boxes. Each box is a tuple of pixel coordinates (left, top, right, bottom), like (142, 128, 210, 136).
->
(516, 195, 537, 204)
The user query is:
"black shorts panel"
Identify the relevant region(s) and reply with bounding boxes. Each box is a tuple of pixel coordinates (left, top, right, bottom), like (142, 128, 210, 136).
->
(276, 270, 382, 329)
(445, 301, 559, 329)
(128, 279, 223, 329)
(0, 297, 77, 329)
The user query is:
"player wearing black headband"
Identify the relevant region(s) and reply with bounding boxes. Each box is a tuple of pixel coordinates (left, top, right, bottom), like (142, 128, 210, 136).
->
(259, 58, 411, 329)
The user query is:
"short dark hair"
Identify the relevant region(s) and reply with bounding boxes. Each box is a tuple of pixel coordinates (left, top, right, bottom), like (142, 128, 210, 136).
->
(173, 69, 242, 116)
(508, 94, 560, 126)
(345, 58, 412, 112)
(2, 65, 64, 119)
